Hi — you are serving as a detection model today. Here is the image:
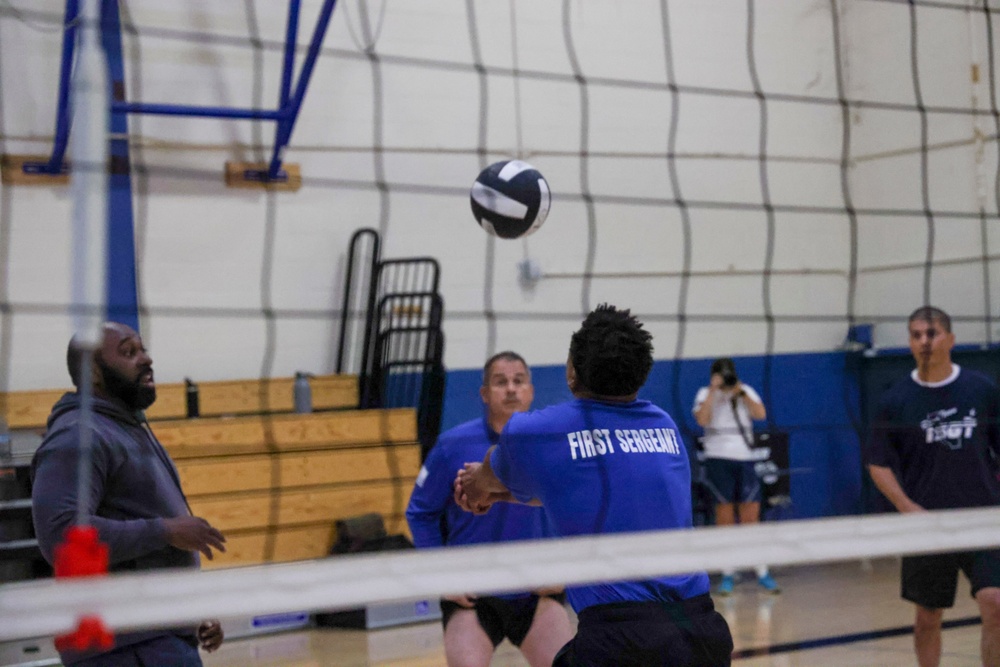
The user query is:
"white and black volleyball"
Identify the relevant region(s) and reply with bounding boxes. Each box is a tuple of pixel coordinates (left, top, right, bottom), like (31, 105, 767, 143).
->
(469, 160, 551, 239)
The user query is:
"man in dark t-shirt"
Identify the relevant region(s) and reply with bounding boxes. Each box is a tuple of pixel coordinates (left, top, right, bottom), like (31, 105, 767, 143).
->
(868, 306, 1000, 667)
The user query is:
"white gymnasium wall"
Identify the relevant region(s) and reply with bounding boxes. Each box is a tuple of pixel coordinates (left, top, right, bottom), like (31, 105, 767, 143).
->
(844, 0, 1000, 350)
(0, 0, 996, 390)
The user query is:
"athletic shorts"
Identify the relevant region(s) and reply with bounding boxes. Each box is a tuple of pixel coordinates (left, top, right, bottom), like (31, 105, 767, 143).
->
(552, 594, 732, 667)
(703, 458, 761, 504)
(440, 592, 566, 648)
(901, 549, 1000, 609)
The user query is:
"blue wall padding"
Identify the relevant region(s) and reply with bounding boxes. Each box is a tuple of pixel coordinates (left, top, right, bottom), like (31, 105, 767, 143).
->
(439, 351, 863, 520)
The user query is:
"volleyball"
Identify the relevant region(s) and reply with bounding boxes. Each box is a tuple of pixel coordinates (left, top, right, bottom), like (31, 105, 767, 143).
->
(469, 160, 551, 239)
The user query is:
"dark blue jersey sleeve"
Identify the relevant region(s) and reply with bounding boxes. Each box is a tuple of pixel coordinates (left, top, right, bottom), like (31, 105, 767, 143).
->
(405, 440, 454, 548)
(982, 388, 1000, 475)
(490, 417, 537, 503)
(987, 389, 1000, 462)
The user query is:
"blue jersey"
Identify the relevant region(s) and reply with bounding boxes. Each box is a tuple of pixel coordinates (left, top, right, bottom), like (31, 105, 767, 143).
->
(868, 365, 1000, 510)
(406, 417, 550, 599)
(490, 398, 710, 612)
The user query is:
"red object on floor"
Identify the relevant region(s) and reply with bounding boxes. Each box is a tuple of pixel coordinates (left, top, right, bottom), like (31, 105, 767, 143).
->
(54, 525, 108, 578)
(53, 526, 115, 652)
(54, 616, 114, 653)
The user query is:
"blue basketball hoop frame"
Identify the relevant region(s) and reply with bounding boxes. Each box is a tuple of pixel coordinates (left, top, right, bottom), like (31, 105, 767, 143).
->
(24, 0, 339, 184)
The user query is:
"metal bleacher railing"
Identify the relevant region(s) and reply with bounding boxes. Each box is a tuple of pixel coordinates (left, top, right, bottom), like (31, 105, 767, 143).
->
(336, 228, 445, 459)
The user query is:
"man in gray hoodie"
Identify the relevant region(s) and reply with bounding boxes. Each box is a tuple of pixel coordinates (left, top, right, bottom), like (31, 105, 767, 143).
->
(31, 322, 227, 666)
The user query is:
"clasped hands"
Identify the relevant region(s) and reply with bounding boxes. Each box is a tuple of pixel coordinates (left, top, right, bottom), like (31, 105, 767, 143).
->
(453, 463, 513, 515)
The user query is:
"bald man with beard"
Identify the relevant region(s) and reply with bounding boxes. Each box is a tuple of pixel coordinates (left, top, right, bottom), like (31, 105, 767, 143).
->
(31, 323, 226, 666)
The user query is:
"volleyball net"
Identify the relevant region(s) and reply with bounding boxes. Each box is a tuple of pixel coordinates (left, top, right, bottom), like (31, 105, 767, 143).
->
(2, 0, 1000, 648)
(2, 507, 1000, 641)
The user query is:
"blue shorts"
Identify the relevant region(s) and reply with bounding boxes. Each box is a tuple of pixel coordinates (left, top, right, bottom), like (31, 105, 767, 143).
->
(703, 458, 761, 504)
(68, 634, 201, 666)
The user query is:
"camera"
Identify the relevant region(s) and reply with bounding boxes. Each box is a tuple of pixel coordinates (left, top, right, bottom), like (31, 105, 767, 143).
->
(720, 370, 738, 388)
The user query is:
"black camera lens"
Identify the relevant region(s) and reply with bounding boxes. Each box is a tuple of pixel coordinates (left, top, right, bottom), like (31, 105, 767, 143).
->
(721, 370, 738, 387)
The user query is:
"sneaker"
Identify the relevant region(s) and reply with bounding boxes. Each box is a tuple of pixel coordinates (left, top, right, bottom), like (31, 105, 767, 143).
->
(757, 574, 781, 594)
(717, 575, 735, 596)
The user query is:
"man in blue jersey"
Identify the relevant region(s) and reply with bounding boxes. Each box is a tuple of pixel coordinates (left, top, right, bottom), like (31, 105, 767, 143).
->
(868, 306, 1000, 667)
(456, 305, 733, 667)
(406, 351, 573, 667)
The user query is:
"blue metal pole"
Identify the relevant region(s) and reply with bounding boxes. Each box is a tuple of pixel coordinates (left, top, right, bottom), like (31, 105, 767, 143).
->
(101, 0, 138, 331)
(267, 0, 338, 180)
(32, 0, 339, 185)
(43, 0, 81, 174)
(279, 0, 302, 109)
(110, 102, 284, 120)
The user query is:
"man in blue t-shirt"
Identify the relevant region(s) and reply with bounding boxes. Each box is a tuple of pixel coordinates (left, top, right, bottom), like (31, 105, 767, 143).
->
(406, 351, 572, 667)
(868, 306, 1000, 667)
(456, 305, 733, 667)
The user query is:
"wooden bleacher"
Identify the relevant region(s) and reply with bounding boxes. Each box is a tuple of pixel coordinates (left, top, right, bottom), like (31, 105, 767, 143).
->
(0, 374, 421, 571)
(161, 407, 420, 569)
(3, 374, 361, 430)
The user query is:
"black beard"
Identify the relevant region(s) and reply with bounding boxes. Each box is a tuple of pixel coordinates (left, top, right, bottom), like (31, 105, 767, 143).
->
(99, 361, 156, 411)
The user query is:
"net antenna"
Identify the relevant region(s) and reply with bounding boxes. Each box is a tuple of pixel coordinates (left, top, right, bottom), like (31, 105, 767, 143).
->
(70, 0, 109, 527)
(1, 0, 341, 192)
(37, 0, 120, 653)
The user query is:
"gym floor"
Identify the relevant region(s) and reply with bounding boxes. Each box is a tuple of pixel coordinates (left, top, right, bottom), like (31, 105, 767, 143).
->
(198, 557, 983, 666)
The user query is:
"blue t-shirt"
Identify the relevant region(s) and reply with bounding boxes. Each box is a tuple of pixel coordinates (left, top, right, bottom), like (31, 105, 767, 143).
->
(406, 417, 550, 598)
(868, 365, 1000, 510)
(490, 398, 710, 612)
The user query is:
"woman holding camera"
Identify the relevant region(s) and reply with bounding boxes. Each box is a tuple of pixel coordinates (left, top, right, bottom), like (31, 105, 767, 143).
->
(693, 358, 779, 596)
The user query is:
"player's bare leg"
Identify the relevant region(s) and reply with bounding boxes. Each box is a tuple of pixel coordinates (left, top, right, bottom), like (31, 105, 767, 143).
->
(443, 608, 493, 667)
(737, 501, 760, 524)
(976, 586, 1000, 667)
(913, 605, 943, 667)
(715, 503, 736, 526)
(518, 597, 574, 667)
(714, 504, 738, 594)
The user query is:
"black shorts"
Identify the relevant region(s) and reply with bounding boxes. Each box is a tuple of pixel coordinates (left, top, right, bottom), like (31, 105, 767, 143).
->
(901, 549, 1000, 609)
(553, 594, 733, 667)
(440, 592, 566, 648)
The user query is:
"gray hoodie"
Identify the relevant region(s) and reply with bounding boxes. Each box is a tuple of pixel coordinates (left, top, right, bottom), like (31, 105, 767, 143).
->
(31, 392, 199, 663)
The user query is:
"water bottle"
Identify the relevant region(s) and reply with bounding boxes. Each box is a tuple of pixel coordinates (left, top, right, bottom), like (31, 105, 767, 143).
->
(0, 417, 10, 462)
(294, 372, 312, 414)
(185, 378, 199, 418)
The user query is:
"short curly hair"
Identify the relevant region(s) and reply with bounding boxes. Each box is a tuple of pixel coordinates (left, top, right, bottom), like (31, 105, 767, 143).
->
(569, 304, 653, 397)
